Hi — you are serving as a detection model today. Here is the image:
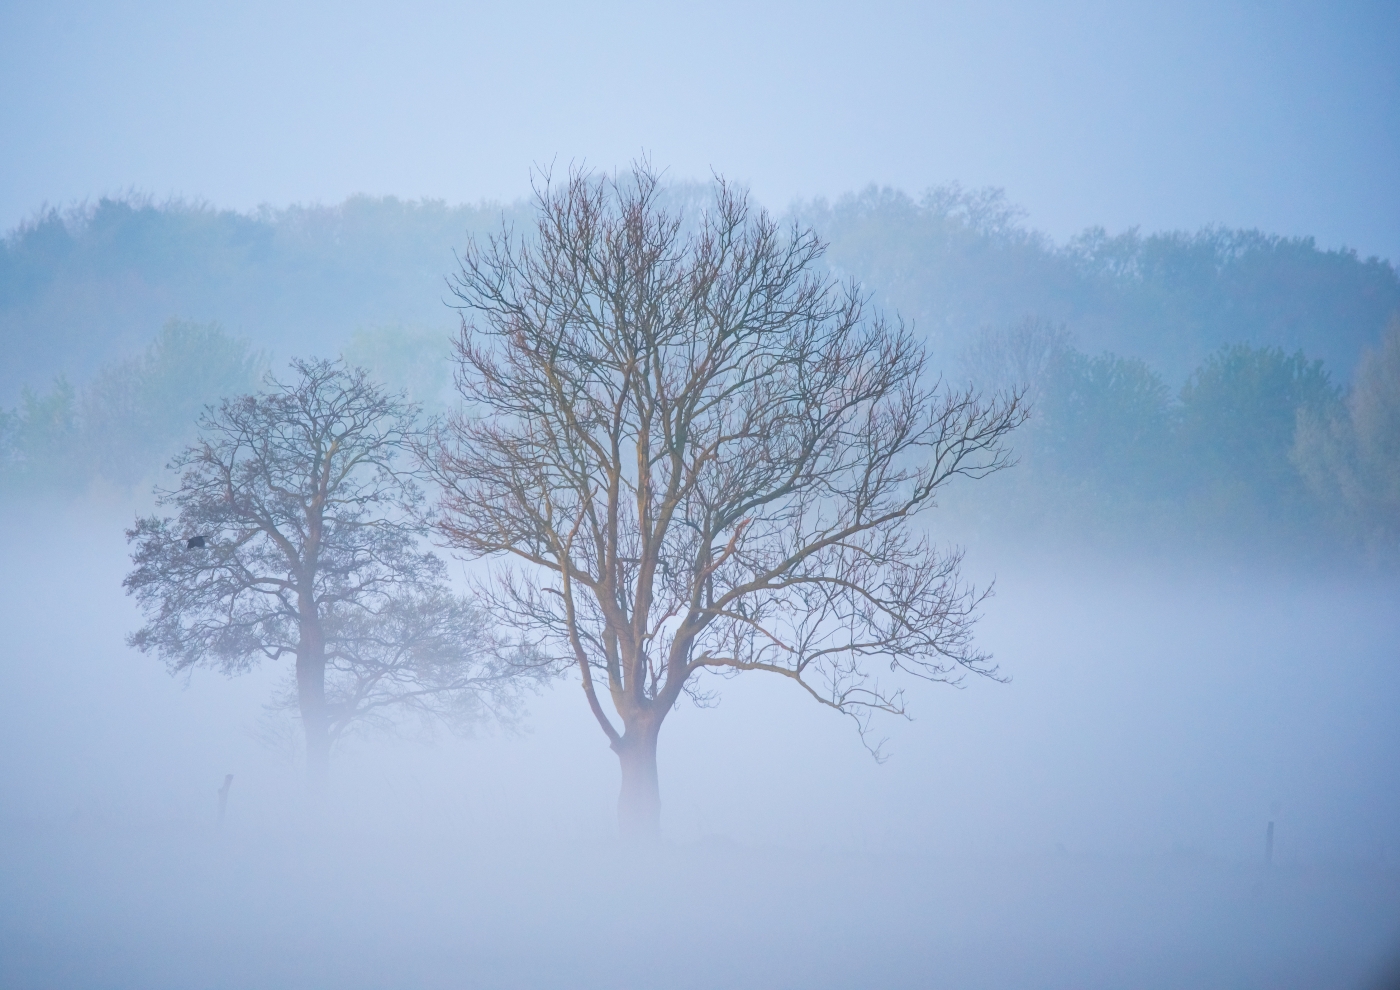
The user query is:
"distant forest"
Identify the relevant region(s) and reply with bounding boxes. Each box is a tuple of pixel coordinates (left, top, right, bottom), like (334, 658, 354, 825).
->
(3, 185, 1397, 399)
(2, 185, 1397, 559)
(0, 194, 526, 400)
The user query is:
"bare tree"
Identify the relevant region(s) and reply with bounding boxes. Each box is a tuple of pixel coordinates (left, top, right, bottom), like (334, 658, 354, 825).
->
(961, 315, 1072, 407)
(427, 165, 1026, 838)
(125, 358, 515, 788)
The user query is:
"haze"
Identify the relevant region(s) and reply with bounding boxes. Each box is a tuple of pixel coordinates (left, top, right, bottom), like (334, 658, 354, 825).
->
(2, 2, 1399, 989)
(1, 0, 1398, 260)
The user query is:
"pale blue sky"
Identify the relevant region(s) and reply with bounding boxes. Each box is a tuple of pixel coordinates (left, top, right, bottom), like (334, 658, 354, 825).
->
(2, 0, 1397, 260)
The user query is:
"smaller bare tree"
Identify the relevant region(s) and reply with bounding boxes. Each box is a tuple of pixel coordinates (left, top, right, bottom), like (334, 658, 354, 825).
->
(125, 359, 518, 787)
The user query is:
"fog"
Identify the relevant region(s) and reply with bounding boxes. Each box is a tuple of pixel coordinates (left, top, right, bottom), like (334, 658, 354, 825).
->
(2, 491, 1397, 989)
(4, 1, 1400, 986)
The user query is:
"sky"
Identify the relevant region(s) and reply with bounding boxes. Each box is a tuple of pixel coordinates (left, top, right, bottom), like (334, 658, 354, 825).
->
(1, 0, 1397, 262)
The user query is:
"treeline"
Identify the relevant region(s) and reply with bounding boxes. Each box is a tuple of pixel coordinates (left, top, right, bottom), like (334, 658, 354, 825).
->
(2, 185, 1397, 558)
(0, 322, 265, 493)
(0, 321, 451, 496)
(955, 316, 1400, 558)
(4, 186, 1397, 402)
(0, 194, 525, 401)
(795, 185, 1400, 384)
(6, 314, 1395, 562)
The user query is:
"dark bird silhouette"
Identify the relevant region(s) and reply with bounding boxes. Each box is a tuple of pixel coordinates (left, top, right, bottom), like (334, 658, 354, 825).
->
(186, 535, 207, 549)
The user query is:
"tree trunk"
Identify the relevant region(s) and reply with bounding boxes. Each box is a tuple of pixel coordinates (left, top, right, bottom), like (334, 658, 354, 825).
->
(296, 606, 330, 792)
(613, 726, 661, 841)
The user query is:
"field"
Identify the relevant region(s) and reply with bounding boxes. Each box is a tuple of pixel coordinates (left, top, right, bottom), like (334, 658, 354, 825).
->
(2, 500, 1397, 989)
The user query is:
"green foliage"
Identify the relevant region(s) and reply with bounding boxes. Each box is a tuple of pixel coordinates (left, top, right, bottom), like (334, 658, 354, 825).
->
(81, 320, 267, 485)
(1294, 316, 1400, 552)
(961, 319, 1172, 497)
(0, 321, 265, 496)
(0, 377, 81, 490)
(1035, 350, 1173, 491)
(1178, 344, 1340, 508)
(957, 318, 1372, 551)
(1346, 319, 1400, 529)
(3, 186, 1395, 560)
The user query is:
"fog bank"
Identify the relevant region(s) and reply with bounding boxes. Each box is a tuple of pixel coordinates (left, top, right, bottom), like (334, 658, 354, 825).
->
(1, 498, 1396, 988)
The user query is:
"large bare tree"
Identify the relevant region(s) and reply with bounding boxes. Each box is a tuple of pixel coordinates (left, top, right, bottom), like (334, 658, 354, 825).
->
(125, 359, 517, 787)
(428, 165, 1025, 837)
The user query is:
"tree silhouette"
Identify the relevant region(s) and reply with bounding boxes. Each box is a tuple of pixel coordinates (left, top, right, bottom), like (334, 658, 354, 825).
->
(427, 164, 1026, 837)
(126, 358, 520, 787)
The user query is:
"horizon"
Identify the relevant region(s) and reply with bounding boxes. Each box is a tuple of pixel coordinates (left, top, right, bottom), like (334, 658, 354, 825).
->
(2, 1, 1397, 263)
(5, 182, 1398, 269)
